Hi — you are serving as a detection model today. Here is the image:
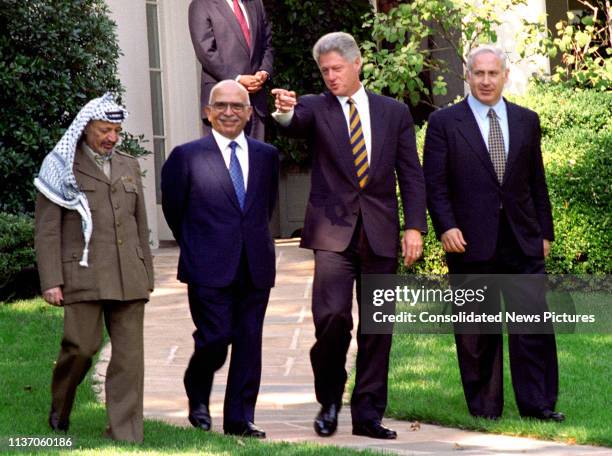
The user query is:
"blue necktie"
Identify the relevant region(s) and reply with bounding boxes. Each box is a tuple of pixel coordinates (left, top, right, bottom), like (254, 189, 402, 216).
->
(229, 141, 245, 210)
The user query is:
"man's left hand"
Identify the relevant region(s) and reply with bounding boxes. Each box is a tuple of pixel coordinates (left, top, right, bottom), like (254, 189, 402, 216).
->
(543, 239, 551, 258)
(402, 229, 423, 267)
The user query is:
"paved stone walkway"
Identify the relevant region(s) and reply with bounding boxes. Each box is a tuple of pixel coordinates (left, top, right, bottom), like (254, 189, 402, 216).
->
(96, 242, 611, 455)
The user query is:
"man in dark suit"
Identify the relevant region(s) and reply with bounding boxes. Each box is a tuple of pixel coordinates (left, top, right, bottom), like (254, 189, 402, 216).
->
(188, 0, 273, 140)
(161, 80, 279, 438)
(272, 32, 427, 439)
(423, 45, 563, 422)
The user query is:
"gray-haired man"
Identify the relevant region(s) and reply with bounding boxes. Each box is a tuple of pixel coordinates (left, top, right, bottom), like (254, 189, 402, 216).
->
(272, 32, 427, 439)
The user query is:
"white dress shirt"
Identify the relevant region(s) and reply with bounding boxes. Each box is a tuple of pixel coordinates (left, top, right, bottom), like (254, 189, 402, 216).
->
(212, 129, 249, 190)
(467, 94, 509, 157)
(272, 84, 373, 163)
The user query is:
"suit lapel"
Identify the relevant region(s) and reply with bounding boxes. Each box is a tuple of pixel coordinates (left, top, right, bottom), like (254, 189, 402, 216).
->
(111, 153, 130, 184)
(322, 93, 360, 186)
(504, 101, 524, 185)
(74, 147, 110, 184)
(243, 137, 261, 213)
(201, 135, 242, 211)
(367, 91, 387, 182)
(213, 0, 250, 55)
(456, 99, 499, 184)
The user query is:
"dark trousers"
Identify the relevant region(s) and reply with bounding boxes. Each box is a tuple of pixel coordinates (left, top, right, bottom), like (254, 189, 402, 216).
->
(310, 219, 397, 425)
(184, 252, 270, 428)
(447, 212, 559, 418)
(52, 300, 145, 442)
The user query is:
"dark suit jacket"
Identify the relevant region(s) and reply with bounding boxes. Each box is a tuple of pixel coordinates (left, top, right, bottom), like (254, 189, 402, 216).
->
(423, 98, 554, 262)
(188, 0, 274, 118)
(35, 148, 154, 304)
(282, 91, 427, 258)
(161, 134, 279, 289)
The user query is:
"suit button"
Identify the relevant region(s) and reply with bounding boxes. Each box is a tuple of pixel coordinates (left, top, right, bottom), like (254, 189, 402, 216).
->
(118, 239, 123, 246)
(111, 186, 117, 193)
(116, 221, 121, 227)
(114, 204, 120, 209)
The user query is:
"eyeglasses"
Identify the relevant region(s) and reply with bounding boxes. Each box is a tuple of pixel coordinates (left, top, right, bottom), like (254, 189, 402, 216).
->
(209, 102, 250, 113)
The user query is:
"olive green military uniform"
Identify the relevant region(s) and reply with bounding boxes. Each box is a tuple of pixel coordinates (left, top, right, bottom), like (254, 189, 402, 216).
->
(35, 146, 154, 442)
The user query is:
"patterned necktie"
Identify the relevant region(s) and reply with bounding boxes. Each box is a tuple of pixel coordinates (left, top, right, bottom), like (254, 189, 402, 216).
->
(487, 108, 506, 184)
(232, 0, 251, 48)
(229, 141, 246, 210)
(348, 98, 369, 188)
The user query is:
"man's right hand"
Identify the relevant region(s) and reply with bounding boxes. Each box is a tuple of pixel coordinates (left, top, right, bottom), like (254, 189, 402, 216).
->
(271, 88, 297, 112)
(238, 74, 263, 93)
(440, 228, 467, 253)
(42, 286, 64, 306)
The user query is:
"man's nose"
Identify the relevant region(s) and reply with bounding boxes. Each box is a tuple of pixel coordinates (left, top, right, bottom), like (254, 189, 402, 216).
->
(108, 131, 119, 142)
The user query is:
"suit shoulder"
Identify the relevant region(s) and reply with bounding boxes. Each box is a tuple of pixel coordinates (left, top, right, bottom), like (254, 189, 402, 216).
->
(428, 101, 464, 123)
(506, 100, 539, 120)
(115, 150, 138, 160)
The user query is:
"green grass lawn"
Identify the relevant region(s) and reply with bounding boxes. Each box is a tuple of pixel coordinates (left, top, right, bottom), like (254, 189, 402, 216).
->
(385, 332, 612, 446)
(0, 299, 376, 455)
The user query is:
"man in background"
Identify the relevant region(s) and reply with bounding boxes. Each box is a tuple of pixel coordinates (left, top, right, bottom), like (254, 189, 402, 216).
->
(188, 0, 274, 140)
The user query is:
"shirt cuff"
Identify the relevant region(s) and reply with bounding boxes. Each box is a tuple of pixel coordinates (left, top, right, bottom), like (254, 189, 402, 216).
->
(271, 110, 294, 126)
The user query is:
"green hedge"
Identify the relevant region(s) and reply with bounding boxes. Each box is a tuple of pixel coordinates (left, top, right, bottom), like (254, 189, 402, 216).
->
(0, 0, 128, 215)
(0, 213, 36, 301)
(402, 83, 611, 275)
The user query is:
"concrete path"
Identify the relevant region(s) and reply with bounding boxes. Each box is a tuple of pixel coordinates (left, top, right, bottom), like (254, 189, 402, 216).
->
(96, 242, 610, 455)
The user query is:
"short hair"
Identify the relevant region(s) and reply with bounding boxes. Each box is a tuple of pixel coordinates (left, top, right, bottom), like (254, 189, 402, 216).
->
(466, 45, 508, 73)
(208, 79, 250, 105)
(312, 32, 361, 66)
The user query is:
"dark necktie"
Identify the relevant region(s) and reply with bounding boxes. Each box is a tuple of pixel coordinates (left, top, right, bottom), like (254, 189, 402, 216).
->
(229, 141, 246, 210)
(232, 0, 251, 48)
(348, 98, 369, 188)
(487, 108, 506, 184)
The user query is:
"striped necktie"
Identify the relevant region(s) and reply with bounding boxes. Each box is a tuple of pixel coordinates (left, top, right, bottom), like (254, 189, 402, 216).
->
(487, 108, 506, 184)
(348, 98, 369, 188)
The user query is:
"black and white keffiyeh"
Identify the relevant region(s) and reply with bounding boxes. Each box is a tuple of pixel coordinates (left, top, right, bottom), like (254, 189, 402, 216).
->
(34, 92, 128, 267)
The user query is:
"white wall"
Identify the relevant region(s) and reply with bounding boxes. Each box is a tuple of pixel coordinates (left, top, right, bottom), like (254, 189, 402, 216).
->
(105, 0, 159, 247)
(496, 0, 550, 95)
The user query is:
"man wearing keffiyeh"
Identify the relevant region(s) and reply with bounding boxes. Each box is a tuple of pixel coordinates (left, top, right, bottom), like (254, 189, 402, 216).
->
(34, 93, 154, 442)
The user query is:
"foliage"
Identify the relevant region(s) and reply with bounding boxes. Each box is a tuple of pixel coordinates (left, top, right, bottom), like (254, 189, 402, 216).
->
(400, 83, 611, 275)
(262, 0, 373, 167)
(0, 0, 147, 215)
(360, 0, 542, 106)
(522, 1, 612, 90)
(0, 213, 35, 301)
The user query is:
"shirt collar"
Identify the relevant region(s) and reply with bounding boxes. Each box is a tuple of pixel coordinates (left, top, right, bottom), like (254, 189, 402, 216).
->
(82, 142, 113, 165)
(211, 130, 248, 153)
(467, 94, 506, 120)
(336, 84, 368, 108)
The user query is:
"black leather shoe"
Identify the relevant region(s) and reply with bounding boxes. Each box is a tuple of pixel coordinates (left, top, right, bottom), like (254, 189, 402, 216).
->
(314, 404, 339, 437)
(48, 407, 69, 433)
(352, 420, 397, 439)
(531, 409, 565, 422)
(188, 404, 211, 431)
(224, 421, 266, 438)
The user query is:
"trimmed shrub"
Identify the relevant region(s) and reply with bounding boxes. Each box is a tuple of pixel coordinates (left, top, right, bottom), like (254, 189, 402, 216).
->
(401, 83, 611, 275)
(0, 0, 146, 215)
(0, 213, 36, 302)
